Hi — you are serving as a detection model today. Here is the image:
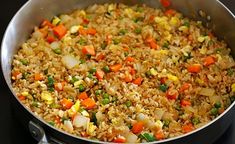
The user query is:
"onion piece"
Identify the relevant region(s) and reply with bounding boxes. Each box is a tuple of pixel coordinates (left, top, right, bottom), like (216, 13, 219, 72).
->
(198, 88, 215, 97)
(124, 132, 138, 143)
(64, 120, 73, 132)
(155, 108, 165, 120)
(62, 55, 80, 69)
(73, 114, 90, 129)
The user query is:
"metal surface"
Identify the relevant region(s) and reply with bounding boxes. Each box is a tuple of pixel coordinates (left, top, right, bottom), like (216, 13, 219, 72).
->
(1, 0, 235, 144)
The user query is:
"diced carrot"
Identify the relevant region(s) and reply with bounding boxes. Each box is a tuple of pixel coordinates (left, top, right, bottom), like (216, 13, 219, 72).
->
(160, 0, 171, 7)
(34, 73, 44, 81)
(81, 131, 89, 137)
(149, 15, 155, 22)
(125, 57, 135, 62)
(166, 89, 178, 100)
(61, 98, 74, 109)
(160, 77, 167, 84)
(18, 95, 26, 101)
(179, 83, 191, 93)
(12, 71, 22, 80)
(78, 27, 87, 35)
(39, 28, 48, 38)
(53, 24, 67, 39)
(146, 38, 159, 49)
(164, 9, 176, 16)
(124, 74, 132, 83)
(132, 77, 143, 86)
(96, 53, 105, 61)
(219, 108, 225, 114)
(46, 35, 56, 43)
(123, 47, 129, 51)
(83, 18, 90, 24)
(41, 20, 53, 28)
(181, 100, 191, 107)
(113, 136, 126, 143)
(54, 82, 66, 91)
(54, 116, 61, 124)
(95, 69, 105, 80)
(110, 64, 122, 72)
(132, 121, 144, 134)
(81, 98, 96, 109)
(106, 35, 112, 45)
(130, 67, 136, 75)
(154, 131, 165, 140)
(182, 123, 194, 133)
(78, 92, 89, 100)
(187, 64, 201, 73)
(86, 28, 97, 35)
(82, 45, 96, 56)
(203, 56, 216, 66)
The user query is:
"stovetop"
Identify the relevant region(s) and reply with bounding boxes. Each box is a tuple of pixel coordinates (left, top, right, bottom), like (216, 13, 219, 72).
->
(0, 0, 235, 144)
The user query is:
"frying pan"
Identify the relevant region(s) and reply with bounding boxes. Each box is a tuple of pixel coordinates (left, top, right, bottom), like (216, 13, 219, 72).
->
(1, 0, 235, 144)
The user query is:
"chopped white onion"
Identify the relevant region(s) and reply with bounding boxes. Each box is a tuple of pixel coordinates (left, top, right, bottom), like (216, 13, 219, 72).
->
(136, 113, 147, 121)
(64, 120, 73, 132)
(199, 88, 215, 97)
(62, 55, 80, 69)
(73, 114, 90, 129)
(125, 132, 138, 143)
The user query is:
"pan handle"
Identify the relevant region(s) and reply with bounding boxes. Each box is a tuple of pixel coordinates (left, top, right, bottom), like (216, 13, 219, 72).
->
(28, 121, 50, 144)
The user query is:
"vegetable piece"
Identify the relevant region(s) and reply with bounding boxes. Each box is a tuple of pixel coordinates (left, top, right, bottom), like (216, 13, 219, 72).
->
(86, 28, 97, 35)
(124, 74, 132, 82)
(96, 53, 105, 61)
(182, 123, 194, 133)
(18, 95, 26, 101)
(160, 0, 171, 7)
(113, 38, 120, 45)
(101, 98, 110, 105)
(95, 69, 105, 80)
(53, 24, 67, 39)
(61, 98, 74, 109)
(134, 28, 142, 34)
(89, 68, 97, 74)
(125, 101, 132, 107)
(179, 83, 190, 93)
(125, 57, 135, 62)
(154, 131, 165, 140)
(20, 59, 28, 65)
(82, 45, 96, 56)
(191, 117, 200, 125)
(159, 84, 168, 92)
(146, 38, 159, 49)
(78, 27, 87, 35)
(214, 102, 221, 108)
(48, 121, 55, 126)
(187, 64, 201, 73)
(210, 107, 218, 116)
(132, 77, 143, 86)
(41, 20, 53, 28)
(198, 88, 215, 97)
(140, 133, 156, 142)
(125, 132, 138, 143)
(164, 9, 176, 16)
(67, 100, 80, 117)
(130, 67, 136, 75)
(12, 71, 22, 80)
(73, 114, 90, 128)
(52, 16, 61, 25)
(46, 35, 56, 43)
(181, 100, 191, 107)
(102, 66, 110, 73)
(78, 84, 85, 92)
(53, 48, 62, 54)
(110, 64, 122, 72)
(78, 92, 88, 100)
(64, 120, 73, 132)
(54, 82, 66, 91)
(119, 29, 127, 35)
(62, 55, 80, 69)
(150, 68, 158, 76)
(81, 98, 96, 109)
(203, 56, 216, 66)
(113, 136, 126, 143)
(34, 73, 44, 81)
(41, 91, 53, 104)
(166, 89, 178, 100)
(131, 121, 144, 134)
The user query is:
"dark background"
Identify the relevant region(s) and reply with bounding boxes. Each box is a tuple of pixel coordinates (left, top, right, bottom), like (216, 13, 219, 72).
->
(0, 0, 235, 144)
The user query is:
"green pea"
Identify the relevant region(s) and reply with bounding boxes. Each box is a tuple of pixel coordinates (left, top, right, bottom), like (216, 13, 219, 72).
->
(103, 93, 110, 99)
(78, 38, 87, 45)
(47, 76, 54, 87)
(214, 102, 221, 108)
(119, 29, 127, 35)
(20, 59, 29, 65)
(102, 66, 110, 73)
(159, 84, 168, 92)
(79, 84, 85, 92)
(145, 71, 151, 77)
(80, 59, 86, 64)
(53, 48, 62, 54)
(101, 43, 107, 49)
(87, 73, 93, 79)
(183, 21, 190, 27)
(125, 101, 132, 107)
(191, 117, 200, 125)
(89, 68, 97, 74)
(48, 121, 55, 126)
(70, 76, 79, 84)
(210, 107, 218, 116)
(95, 89, 102, 96)
(102, 98, 110, 105)
(162, 42, 169, 49)
(113, 39, 120, 45)
(134, 28, 142, 34)
(124, 52, 129, 57)
(163, 119, 170, 128)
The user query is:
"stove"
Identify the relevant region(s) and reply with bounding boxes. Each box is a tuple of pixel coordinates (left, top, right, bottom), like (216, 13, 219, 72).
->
(0, 0, 235, 144)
